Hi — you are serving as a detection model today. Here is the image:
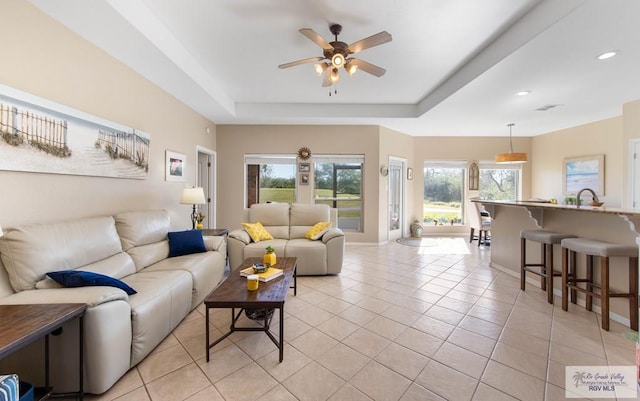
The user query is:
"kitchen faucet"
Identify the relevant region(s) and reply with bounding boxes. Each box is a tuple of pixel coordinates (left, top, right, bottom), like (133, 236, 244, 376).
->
(576, 188, 599, 207)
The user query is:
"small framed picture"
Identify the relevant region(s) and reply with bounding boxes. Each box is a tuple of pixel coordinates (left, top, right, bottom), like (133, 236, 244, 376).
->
(299, 173, 309, 185)
(407, 167, 413, 180)
(165, 150, 186, 181)
(299, 163, 310, 172)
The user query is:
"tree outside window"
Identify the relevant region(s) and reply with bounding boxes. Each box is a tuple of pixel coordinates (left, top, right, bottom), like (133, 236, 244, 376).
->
(479, 165, 520, 200)
(423, 162, 465, 225)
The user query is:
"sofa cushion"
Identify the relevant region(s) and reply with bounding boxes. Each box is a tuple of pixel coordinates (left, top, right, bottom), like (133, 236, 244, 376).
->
(305, 222, 331, 240)
(46, 270, 137, 295)
(34, 252, 136, 289)
(248, 203, 290, 239)
(144, 251, 225, 309)
(285, 239, 328, 275)
(290, 203, 331, 239)
(168, 230, 206, 257)
(241, 239, 288, 261)
(121, 270, 192, 366)
(126, 240, 170, 271)
(0, 216, 125, 291)
(114, 210, 171, 251)
(241, 222, 274, 242)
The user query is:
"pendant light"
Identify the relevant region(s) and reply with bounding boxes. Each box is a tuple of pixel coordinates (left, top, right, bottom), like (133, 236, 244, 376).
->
(495, 123, 527, 163)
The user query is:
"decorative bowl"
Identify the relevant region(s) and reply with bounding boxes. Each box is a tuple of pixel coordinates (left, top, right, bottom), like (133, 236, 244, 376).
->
(253, 263, 268, 273)
(588, 201, 604, 207)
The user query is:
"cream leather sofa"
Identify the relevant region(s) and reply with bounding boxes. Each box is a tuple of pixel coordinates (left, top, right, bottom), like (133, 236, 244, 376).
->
(0, 210, 226, 394)
(228, 203, 345, 275)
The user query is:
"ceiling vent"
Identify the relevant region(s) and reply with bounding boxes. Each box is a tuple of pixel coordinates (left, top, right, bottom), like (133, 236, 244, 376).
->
(535, 104, 562, 111)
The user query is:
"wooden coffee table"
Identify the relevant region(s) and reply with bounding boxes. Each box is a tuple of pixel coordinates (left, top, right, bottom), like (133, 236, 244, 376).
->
(204, 257, 297, 363)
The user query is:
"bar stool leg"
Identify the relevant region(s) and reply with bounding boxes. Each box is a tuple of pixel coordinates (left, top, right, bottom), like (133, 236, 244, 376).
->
(600, 256, 610, 331)
(569, 250, 577, 304)
(586, 255, 593, 311)
(540, 243, 547, 291)
(629, 257, 638, 331)
(546, 244, 554, 304)
(520, 237, 526, 291)
(562, 247, 569, 311)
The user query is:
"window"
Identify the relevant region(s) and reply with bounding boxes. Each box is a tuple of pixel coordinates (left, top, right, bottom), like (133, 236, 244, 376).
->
(245, 155, 296, 207)
(423, 161, 466, 225)
(479, 163, 521, 200)
(313, 155, 364, 232)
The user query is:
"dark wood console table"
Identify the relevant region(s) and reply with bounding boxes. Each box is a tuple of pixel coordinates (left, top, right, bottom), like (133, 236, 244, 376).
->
(0, 303, 87, 400)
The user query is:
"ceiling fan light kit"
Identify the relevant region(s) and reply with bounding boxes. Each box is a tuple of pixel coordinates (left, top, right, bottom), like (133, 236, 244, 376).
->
(279, 23, 392, 93)
(495, 123, 528, 164)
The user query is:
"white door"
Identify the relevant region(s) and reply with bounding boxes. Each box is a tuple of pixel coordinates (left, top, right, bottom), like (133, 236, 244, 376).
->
(388, 158, 406, 240)
(196, 147, 217, 228)
(632, 139, 640, 210)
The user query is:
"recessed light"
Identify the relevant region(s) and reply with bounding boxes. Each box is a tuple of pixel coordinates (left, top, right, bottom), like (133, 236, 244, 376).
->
(516, 91, 531, 96)
(597, 51, 617, 60)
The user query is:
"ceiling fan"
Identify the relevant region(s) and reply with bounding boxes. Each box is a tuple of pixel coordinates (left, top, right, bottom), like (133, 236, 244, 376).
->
(278, 24, 392, 87)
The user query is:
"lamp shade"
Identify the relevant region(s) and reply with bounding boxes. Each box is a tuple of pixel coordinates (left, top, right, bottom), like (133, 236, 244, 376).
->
(495, 123, 527, 164)
(495, 152, 528, 163)
(180, 187, 206, 205)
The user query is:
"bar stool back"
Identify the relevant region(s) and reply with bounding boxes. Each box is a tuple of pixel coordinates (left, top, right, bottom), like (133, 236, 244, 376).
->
(561, 237, 638, 331)
(521, 230, 577, 304)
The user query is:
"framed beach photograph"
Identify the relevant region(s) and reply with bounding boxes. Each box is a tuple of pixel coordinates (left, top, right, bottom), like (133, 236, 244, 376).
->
(299, 163, 310, 173)
(563, 154, 604, 195)
(165, 150, 186, 181)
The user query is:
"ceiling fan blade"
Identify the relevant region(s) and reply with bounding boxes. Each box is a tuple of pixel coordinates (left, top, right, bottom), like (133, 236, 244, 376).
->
(278, 56, 324, 69)
(299, 28, 333, 51)
(348, 31, 392, 54)
(348, 58, 386, 77)
(321, 70, 332, 87)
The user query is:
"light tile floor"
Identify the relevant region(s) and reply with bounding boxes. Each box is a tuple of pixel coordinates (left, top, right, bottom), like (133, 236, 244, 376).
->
(86, 237, 637, 401)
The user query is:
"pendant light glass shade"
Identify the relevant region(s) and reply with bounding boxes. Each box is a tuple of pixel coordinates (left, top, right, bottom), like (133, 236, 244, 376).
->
(495, 123, 527, 163)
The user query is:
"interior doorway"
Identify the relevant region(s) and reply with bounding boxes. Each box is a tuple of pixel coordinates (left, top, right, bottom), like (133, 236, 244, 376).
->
(196, 146, 217, 228)
(388, 157, 406, 241)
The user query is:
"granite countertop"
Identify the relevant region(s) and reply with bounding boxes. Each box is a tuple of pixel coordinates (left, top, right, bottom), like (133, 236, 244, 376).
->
(473, 199, 640, 217)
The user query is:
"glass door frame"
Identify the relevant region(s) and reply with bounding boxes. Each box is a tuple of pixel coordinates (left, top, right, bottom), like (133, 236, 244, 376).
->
(388, 157, 407, 241)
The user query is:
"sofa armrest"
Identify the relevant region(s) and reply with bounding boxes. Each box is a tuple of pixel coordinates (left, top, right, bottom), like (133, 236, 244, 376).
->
(0, 287, 129, 307)
(322, 227, 344, 243)
(229, 229, 251, 245)
(203, 235, 225, 252)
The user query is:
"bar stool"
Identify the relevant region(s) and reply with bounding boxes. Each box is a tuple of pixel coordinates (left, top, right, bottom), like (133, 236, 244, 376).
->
(521, 230, 577, 304)
(561, 237, 638, 331)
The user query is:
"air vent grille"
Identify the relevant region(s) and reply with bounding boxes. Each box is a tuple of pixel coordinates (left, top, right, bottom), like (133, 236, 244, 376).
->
(535, 104, 561, 111)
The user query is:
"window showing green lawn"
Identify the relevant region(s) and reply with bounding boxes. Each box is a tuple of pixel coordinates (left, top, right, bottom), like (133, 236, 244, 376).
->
(423, 162, 465, 225)
(314, 156, 363, 232)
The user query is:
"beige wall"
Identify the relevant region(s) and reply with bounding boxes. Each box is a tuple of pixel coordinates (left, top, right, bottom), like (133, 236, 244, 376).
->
(0, 0, 216, 229)
(531, 117, 623, 207)
(623, 100, 640, 207)
(216, 125, 382, 243)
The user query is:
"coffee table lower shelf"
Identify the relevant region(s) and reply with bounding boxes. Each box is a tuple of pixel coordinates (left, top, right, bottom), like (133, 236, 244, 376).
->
(204, 257, 297, 363)
(206, 306, 284, 361)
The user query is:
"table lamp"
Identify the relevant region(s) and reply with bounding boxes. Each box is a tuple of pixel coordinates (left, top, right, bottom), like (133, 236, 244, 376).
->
(180, 187, 206, 229)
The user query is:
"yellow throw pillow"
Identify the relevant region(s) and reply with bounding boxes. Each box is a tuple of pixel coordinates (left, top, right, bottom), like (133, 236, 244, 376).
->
(241, 222, 274, 242)
(305, 221, 331, 240)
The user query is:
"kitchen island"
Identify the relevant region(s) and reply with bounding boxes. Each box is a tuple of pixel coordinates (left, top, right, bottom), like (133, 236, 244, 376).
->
(473, 199, 640, 327)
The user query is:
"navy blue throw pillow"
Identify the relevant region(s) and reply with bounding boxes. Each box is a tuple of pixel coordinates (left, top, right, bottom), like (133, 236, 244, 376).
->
(168, 230, 207, 257)
(47, 270, 137, 295)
